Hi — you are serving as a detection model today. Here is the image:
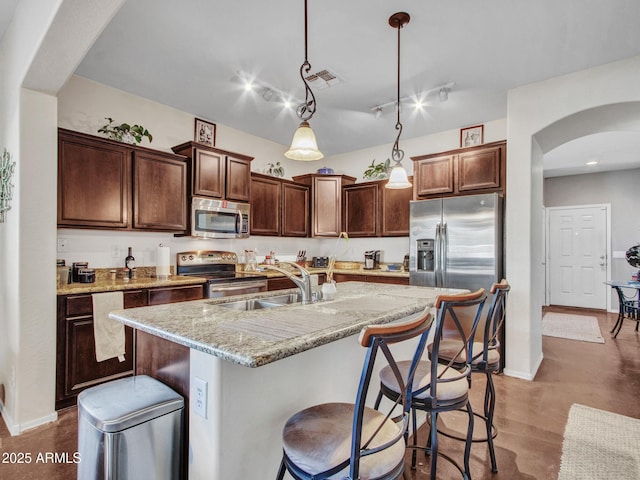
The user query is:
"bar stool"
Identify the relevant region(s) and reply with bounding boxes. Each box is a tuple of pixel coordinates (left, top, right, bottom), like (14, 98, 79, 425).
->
(375, 289, 487, 480)
(276, 311, 434, 480)
(428, 279, 510, 473)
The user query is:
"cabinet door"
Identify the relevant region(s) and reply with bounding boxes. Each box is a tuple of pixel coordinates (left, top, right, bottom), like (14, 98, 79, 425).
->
(133, 151, 187, 231)
(193, 149, 225, 198)
(58, 131, 130, 228)
(380, 180, 412, 236)
(250, 174, 281, 236)
(313, 176, 343, 237)
(65, 316, 135, 398)
(226, 156, 252, 202)
(457, 145, 503, 192)
(343, 183, 378, 237)
(414, 155, 455, 197)
(282, 182, 309, 237)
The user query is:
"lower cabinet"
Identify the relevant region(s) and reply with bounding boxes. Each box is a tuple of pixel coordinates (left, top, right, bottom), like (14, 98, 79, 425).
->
(56, 284, 203, 410)
(268, 274, 326, 291)
(333, 273, 409, 285)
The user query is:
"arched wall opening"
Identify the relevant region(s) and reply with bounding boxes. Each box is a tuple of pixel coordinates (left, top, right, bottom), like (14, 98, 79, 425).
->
(504, 56, 640, 380)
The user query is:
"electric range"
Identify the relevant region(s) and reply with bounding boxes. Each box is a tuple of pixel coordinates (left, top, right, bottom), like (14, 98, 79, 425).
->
(176, 250, 268, 298)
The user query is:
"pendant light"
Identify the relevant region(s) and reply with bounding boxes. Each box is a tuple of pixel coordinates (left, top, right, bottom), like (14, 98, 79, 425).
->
(385, 12, 412, 189)
(284, 0, 324, 161)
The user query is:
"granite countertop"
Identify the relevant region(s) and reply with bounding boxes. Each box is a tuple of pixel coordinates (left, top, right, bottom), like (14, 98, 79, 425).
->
(57, 275, 207, 295)
(250, 264, 409, 278)
(109, 281, 461, 368)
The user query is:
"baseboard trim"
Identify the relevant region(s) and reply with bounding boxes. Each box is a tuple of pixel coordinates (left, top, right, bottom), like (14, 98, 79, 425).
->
(503, 352, 544, 381)
(0, 402, 58, 436)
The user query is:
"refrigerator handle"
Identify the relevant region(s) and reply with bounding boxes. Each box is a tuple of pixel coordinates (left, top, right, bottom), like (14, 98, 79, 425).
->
(435, 222, 442, 287)
(442, 222, 448, 286)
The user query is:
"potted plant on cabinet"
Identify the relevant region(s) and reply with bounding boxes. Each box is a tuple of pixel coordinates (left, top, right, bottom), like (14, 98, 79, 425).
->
(98, 117, 153, 144)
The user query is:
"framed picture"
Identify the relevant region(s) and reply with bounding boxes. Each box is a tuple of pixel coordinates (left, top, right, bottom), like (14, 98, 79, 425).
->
(460, 124, 484, 147)
(194, 118, 216, 147)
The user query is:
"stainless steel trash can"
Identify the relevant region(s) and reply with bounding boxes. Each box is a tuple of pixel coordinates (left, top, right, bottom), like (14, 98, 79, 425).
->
(77, 375, 184, 480)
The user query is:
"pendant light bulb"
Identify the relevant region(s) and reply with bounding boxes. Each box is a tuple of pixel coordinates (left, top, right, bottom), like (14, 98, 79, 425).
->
(386, 164, 412, 189)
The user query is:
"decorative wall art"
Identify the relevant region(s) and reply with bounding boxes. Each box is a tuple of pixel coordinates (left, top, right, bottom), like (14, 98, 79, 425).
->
(460, 124, 484, 147)
(195, 118, 216, 147)
(1, 148, 16, 223)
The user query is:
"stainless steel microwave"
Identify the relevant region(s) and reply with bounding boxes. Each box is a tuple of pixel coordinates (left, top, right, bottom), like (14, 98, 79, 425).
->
(191, 197, 250, 239)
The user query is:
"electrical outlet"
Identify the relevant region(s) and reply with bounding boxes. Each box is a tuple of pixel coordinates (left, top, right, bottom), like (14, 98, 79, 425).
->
(111, 246, 121, 258)
(57, 238, 68, 252)
(193, 376, 208, 419)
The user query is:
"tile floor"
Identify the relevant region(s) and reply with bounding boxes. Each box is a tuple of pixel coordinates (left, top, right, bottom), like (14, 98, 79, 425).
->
(0, 306, 638, 479)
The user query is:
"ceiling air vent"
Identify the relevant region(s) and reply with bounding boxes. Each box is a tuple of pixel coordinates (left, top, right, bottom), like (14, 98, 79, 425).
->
(304, 68, 343, 90)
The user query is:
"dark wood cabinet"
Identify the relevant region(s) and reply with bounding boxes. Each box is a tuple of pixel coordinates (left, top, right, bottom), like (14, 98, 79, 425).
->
(333, 273, 409, 285)
(343, 183, 379, 237)
(58, 129, 188, 232)
(250, 173, 281, 236)
(56, 284, 204, 410)
(268, 274, 326, 291)
(58, 130, 131, 228)
(133, 150, 188, 231)
(411, 141, 506, 199)
(380, 181, 412, 236)
(250, 173, 310, 237)
(342, 178, 412, 237)
(172, 141, 253, 202)
(282, 182, 310, 237)
(293, 174, 356, 237)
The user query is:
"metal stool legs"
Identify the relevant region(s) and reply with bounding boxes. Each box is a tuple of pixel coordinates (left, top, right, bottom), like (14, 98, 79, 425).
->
(484, 371, 498, 473)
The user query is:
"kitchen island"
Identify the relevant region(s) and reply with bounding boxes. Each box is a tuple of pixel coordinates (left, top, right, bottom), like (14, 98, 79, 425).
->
(109, 282, 462, 480)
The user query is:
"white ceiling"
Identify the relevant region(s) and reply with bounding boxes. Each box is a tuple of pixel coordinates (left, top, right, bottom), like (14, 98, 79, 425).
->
(5, 0, 640, 175)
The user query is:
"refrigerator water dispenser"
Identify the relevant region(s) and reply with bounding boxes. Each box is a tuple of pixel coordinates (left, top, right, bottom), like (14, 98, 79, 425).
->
(417, 239, 434, 272)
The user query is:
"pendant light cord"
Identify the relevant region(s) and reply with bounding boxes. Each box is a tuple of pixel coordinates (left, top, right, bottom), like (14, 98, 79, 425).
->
(392, 20, 404, 163)
(298, 0, 317, 122)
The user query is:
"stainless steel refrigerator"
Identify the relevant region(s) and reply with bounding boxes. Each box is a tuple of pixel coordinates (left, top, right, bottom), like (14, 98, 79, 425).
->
(409, 193, 503, 293)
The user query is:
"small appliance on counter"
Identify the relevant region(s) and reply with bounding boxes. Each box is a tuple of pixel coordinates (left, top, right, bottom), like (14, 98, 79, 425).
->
(403, 254, 410, 271)
(77, 268, 96, 283)
(312, 256, 329, 268)
(364, 250, 381, 270)
(72, 262, 89, 282)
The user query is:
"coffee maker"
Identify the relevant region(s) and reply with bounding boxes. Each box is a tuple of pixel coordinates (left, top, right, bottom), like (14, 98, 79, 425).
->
(364, 250, 381, 269)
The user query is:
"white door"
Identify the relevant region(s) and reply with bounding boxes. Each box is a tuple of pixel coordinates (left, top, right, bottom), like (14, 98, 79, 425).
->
(548, 206, 608, 309)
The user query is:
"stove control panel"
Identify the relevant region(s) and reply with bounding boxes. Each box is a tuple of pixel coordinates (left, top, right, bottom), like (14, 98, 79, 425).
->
(177, 251, 238, 266)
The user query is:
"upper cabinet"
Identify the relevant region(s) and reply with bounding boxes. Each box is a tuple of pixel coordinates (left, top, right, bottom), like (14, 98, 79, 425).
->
(58, 129, 188, 232)
(171, 142, 253, 202)
(411, 141, 506, 199)
(250, 172, 309, 237)
(342, 178, 412, 237)
(293, 174, 356, 238)
(133, 150, 188, 230)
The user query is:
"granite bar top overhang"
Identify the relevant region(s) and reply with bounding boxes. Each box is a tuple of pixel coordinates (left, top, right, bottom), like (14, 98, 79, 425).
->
(109, 282, 461, 368)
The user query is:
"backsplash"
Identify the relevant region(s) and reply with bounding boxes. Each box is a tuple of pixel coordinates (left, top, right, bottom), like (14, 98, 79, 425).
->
(56, 229, 411, 270)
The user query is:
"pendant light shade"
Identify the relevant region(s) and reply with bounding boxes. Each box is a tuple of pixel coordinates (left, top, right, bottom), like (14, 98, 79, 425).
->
(385, 12, 412, 190)
(285, 121, 324, 161)
(386, 164, 412, 189)
(287, 0, 323, 161)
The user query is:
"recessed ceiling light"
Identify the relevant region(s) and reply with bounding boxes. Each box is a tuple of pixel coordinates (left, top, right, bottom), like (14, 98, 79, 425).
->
(586, 160, 598, 165)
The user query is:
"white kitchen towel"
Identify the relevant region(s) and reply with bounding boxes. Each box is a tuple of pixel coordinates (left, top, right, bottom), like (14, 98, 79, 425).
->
(92, 291, 126, 362)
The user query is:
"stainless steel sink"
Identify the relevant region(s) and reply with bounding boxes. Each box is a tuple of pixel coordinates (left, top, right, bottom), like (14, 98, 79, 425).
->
(217, 293, 302, 311)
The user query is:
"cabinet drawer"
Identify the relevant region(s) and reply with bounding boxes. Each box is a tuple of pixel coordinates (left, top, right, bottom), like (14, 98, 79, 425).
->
(66, 295, 93, 316)
(124, 290, 148, 308)
(148, 285, 204, 305)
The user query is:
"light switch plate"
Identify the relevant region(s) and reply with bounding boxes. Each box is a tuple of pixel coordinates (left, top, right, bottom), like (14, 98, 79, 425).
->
(193, 376, 208, 419)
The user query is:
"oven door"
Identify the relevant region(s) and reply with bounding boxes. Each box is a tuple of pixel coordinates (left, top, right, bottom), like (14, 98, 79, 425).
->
(207, 280, 268, 298)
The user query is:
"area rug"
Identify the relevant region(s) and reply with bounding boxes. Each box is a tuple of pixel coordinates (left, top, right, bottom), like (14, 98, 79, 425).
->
(542, 312, 604, 343)
(559, 404, 640, 479)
